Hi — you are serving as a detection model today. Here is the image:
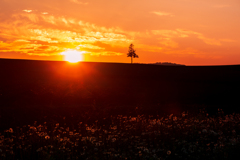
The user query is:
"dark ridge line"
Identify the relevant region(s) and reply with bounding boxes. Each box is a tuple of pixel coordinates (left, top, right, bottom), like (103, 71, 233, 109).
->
(1, 58, 240, 67)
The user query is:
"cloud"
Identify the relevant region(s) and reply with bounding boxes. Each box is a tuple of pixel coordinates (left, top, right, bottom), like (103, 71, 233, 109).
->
(0, 41, 11, 49)
(78, 44, 105, 50)
(152, 30, 188, 38)
(0, 10, 222, 59)
(177, 29, 221, 46)
(0, 8, 230, 62)
(151, 11, 174, 17)
(14, 39, 30, 43)
(0, 12, 135, 57)
(89, 51, 123, 56)
(196, 34, 221, 46)
(23, 10, 32, 13)
(0, 40, 60, 56)
(136, 44, 162, 52)
(159, 39, 179, 48)
(69, 0, 88, 5)
(162, 47, 202, 55)
(152, 29, 221, 46)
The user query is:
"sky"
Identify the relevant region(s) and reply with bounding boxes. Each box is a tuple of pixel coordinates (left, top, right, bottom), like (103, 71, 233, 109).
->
(0, 0, 240, 65)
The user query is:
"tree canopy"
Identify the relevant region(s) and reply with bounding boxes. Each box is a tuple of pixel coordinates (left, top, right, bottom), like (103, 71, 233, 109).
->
(127, 43, 139, 64)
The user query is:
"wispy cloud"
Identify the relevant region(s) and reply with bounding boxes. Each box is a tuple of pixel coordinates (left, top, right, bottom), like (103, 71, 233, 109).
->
(152, 29, 221, 46)
(152, 30, 188, 38)
(78, 44, 105, 50)
(23, 10, 32, 13)
(0, 13, 134, 57)
(90, 51, 123, 56)
(69, 0, 88, 5)
(151, 11, 174, 17)
(0, 10, 223, 59)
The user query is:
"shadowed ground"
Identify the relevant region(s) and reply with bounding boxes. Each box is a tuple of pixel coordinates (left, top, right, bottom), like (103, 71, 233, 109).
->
(0, 58, 240, 130)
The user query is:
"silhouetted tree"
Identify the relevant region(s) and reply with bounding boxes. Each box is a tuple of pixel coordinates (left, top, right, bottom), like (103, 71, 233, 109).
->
(127, 43, 138, 64)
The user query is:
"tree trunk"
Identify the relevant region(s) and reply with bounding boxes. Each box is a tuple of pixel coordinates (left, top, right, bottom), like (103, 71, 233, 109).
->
(131, 56, 133, 64)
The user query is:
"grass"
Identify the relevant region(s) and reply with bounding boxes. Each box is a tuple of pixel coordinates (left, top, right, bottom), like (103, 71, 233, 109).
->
(1, 108, 240, 160)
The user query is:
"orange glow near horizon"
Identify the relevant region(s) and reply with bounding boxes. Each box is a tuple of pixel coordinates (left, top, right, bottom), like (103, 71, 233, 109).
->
(0, 0, 240, 65)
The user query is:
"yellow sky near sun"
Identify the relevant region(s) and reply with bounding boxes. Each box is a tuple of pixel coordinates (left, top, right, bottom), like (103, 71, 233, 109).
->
(0, 0, 240, 65)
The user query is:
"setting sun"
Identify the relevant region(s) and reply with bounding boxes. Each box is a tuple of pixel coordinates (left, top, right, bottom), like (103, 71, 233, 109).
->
(61, 50, 85, 63)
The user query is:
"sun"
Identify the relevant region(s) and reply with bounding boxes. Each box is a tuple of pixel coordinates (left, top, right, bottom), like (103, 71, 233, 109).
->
(61, 49, 85, 63)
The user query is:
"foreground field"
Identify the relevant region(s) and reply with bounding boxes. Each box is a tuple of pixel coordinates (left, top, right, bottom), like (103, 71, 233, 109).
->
(1, 59, 240, 159)
(1, 109, 240, 160)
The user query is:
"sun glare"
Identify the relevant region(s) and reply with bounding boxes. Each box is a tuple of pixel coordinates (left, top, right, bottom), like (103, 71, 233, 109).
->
(61, 50, 85, 63)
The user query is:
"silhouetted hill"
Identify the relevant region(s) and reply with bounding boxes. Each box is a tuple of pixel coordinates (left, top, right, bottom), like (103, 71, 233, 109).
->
(0, 58, 240, 112)
(1, 58, 240, 131)
(137, 62, 185, 66)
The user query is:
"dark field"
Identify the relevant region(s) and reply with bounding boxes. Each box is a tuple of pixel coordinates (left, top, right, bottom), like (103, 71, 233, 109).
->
(0, 58, 240, 159)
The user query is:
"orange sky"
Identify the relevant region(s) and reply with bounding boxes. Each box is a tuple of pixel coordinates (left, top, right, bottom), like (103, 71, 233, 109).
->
(0, 0, 240, 65)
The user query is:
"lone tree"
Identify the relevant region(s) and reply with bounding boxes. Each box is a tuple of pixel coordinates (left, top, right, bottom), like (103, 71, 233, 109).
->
(127, 43, 139, 64)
